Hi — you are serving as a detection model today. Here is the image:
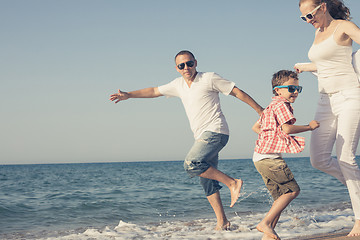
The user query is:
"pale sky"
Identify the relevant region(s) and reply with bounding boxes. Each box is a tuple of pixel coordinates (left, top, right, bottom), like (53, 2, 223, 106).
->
(1, 0, 360, 165)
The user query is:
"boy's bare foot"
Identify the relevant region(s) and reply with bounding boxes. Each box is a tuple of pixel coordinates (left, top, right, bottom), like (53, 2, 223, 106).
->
(229, 179, 243, 207)
(348, 219, 360, 237)
(214, 221, 230, 231)
(256, 222, 280, 240)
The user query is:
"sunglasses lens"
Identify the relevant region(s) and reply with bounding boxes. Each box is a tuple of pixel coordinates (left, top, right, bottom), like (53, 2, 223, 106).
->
(287, 86, 302, 93)
(288, 86, 296, 93)
(301, 16, 307, 21)
(187, 61, 194, 67)
(178, 63, 185, 70)
(177, 61, 194, 70)
(306, 13, 314, 20)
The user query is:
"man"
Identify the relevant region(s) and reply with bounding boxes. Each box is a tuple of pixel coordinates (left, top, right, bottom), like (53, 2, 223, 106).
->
(109, 50, 263, 230)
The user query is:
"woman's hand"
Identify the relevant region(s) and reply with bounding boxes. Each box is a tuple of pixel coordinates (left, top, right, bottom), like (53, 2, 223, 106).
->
(294, 62, 317, 73)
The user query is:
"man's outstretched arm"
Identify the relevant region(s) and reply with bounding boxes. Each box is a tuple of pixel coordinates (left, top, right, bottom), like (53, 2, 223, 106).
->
(109, 87, 163, 103)
(230, 86, 263, 116)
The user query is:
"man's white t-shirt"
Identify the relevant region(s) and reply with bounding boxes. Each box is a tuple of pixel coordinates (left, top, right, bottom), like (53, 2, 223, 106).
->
(158, 72, 235, 139)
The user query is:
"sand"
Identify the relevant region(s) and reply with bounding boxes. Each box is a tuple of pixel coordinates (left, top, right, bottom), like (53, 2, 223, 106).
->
(290, 230, 360, 240)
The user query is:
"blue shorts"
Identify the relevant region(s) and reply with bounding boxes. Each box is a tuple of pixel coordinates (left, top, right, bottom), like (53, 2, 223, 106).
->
(184, 131, 229, 196)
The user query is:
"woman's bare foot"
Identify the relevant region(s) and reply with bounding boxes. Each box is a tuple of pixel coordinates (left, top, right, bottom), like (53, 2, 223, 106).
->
(262, 233, 276, 240)
(214, 221, 230, 231)
(348, 219, 360, 237)
(229, 179, 243, 207)
(256, 222, 280, 240)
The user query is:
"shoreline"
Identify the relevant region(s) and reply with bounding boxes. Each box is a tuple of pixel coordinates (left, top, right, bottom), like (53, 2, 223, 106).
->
(289, 229, 360, 240)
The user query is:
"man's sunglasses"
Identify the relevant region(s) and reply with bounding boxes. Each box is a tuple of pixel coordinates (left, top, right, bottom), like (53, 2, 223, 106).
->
(300, 4, 321, 22)
(273, 85, 303, 93)
(177, 61, 195, 70)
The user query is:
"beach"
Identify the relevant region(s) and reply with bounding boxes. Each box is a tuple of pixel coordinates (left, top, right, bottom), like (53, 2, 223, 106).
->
(1, 158, 359, 239)
(294, 230, 359, 240)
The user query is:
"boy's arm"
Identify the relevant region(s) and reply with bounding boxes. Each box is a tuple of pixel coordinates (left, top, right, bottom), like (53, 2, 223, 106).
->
(252, 122, 261, 134)
(281, 120, 320, 134)
(109, 87, 163, 103)
(230, 86, 263, 116)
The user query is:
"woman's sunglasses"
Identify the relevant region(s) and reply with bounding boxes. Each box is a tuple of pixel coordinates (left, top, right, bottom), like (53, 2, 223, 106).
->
(273, 85, 303, 93)
(300, 4, 321, 22)
(177, 61, 195, 70)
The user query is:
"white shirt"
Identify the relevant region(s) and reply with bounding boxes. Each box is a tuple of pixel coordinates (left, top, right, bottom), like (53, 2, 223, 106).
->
(158, 72, 235, 139)
(252, 152, 282, 163)
(308, 27, 359, 93)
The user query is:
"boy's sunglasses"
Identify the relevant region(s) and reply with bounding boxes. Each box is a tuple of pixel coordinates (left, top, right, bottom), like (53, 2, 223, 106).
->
(273, 85, 303, 93)
(300, 4, 321, 22)
(177, 61, 195, 70)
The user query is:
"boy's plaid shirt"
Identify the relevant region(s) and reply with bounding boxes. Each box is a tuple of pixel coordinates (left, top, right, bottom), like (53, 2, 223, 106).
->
(254, 96, 305, 154)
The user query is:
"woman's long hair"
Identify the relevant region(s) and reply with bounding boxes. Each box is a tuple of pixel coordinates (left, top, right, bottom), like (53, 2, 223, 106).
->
(299, 0, 351, 20)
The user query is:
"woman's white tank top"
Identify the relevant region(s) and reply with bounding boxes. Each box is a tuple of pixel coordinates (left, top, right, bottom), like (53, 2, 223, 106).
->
(308, 24, 359, 93)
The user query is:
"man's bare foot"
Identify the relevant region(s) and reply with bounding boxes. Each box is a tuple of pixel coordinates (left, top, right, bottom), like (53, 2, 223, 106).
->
(256, 222, 280, 240)
(229, 179, 243, 207)
(214, 221, 230, 231)
(348, 219, 360, 237)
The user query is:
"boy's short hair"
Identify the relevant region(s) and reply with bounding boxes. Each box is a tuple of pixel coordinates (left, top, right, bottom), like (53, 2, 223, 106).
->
(272, 70, 299, 95)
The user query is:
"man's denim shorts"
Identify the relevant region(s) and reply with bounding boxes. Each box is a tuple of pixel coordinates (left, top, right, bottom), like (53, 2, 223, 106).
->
(184, 131, 229, 196)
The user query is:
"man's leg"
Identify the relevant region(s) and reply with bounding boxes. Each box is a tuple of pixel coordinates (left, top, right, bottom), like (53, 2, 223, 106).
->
(200, 173, 230, 230)
(185, 132, 242, 207)
(184, 132, 239, 228)
(206, 190, 230, 230)
(199, 166, 243, 207)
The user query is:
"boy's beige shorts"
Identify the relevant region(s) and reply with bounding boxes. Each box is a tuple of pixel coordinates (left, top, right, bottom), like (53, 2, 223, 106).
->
(254, 157, 300, 200)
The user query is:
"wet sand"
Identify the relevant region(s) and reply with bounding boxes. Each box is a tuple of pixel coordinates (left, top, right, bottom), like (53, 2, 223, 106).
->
(290, 229, 360, 240)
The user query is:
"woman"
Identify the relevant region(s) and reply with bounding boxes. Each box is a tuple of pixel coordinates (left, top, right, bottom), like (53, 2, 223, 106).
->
(294, 0, 360, 237)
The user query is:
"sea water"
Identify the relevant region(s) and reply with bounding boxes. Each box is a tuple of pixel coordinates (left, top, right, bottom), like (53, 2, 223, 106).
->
(0, 157, 357, 239)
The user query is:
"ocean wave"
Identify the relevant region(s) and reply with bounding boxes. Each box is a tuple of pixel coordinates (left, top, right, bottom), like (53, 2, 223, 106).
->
(0, 206, 354, 240)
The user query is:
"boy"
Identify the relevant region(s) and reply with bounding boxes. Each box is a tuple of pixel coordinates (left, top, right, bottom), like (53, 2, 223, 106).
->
(252, 70, 319, 240)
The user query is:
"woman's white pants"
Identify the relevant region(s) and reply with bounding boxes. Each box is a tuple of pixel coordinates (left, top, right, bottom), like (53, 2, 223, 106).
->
(310, 87, 360, 219)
